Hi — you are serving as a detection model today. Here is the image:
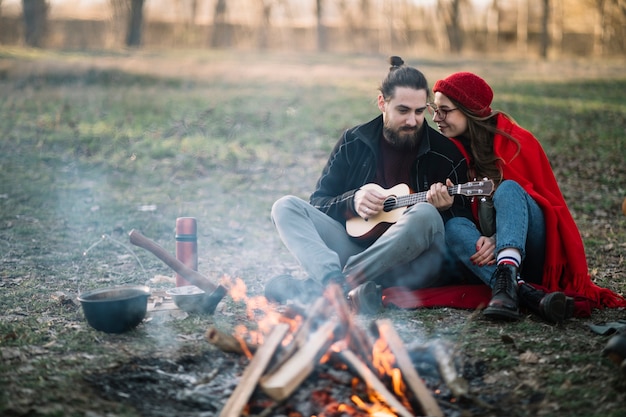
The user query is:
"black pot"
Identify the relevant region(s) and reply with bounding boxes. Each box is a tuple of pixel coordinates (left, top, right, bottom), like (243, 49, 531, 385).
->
(78, 285, 150, 333)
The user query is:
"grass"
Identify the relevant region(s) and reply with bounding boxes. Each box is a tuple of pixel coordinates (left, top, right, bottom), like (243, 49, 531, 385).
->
(0, 48, 625, 417)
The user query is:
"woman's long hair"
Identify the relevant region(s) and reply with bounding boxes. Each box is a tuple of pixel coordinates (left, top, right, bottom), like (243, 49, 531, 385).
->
(455, 102, 520, 185)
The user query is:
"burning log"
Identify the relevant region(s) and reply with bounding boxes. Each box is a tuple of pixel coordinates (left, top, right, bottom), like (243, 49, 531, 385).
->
(375, 319, 444, 417)
(260, 319, 340, 401)
(264, 296, 329, 375)
(338, 349, 415, 417)
(218, 323, 290, 417)
(326, 284, 374, 366)
(206, 326, 258, 355)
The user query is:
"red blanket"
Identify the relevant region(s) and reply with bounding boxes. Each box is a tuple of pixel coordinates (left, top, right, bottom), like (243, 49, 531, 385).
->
(448, 114, 626, 310)
(382, 284, 593, 317)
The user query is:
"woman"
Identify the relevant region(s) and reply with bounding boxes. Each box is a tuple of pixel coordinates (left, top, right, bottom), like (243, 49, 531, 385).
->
(431, 71, 626, 322)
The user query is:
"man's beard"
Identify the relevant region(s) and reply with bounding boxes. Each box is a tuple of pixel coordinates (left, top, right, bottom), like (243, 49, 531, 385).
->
(382, 123, 422, 150)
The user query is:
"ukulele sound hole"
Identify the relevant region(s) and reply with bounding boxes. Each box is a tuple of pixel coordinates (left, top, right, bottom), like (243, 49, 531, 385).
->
(383, 197, 397, 212)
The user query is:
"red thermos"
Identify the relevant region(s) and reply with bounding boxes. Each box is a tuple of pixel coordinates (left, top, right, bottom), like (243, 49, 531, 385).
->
(175, 217, 198, 287)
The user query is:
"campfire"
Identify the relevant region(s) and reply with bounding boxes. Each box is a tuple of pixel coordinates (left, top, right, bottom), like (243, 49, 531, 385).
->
(208, 277, 463, 417)
(124, 229, 478, 416)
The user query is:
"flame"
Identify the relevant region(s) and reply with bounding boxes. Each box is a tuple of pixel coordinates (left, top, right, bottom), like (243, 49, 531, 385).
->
(372, 337, 396, 376)
(347, 333, 412, 416)
(223, 276, 301, 347)
(372, 335, 408, 397)
(351, 395, 398, 416)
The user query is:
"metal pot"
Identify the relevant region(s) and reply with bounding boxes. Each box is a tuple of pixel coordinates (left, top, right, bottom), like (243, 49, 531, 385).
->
(166, 285, 226, 314)
(78, 285, 150, 333)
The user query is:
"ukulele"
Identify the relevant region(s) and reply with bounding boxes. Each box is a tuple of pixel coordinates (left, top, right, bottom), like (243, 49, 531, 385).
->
(346, 179, 494, 241)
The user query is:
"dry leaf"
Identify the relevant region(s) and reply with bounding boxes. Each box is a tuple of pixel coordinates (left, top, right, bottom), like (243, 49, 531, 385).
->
(519, 350, 539, 364)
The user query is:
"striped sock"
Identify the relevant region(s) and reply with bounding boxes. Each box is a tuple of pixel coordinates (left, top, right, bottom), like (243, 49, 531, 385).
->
(496, 248, 521, 268)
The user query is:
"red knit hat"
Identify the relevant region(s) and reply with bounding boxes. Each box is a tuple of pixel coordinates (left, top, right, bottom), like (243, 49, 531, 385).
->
(433, 72, 493, 117)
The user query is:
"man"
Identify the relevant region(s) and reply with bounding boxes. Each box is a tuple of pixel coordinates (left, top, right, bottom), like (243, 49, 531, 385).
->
(266, 57, 473, 313)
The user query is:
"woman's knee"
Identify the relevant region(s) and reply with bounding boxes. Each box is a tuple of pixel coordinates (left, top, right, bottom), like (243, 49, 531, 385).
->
(444, 217, 478, 249)
(493, 180, 524, 201)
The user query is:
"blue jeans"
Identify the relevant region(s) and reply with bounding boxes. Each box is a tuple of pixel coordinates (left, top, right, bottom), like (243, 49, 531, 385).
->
(445, 180, 546, 287)
(271, 195, 450, 289)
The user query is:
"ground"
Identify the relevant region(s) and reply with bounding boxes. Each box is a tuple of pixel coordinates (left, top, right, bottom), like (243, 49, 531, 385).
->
(0, 49, 625, 417)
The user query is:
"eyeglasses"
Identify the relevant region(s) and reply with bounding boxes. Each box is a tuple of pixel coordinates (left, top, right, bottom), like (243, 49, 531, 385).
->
(427, 103, 458, 121)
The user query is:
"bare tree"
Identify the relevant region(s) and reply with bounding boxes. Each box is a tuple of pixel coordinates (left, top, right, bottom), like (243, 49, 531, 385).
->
(539, 0, 550, 58)
(337, 0, 374, 51)
(550, 0, 563, 55)
(126, 0, 145, 47)
(22, 0, 48, 48)
(316, 0, 327, 51)
(517, 0, 528, 54)
(486, 0, 500, 49)
(257, 0, 273, 49)
(190, 0, 198, 25)
(609, 0, 626, 53)
(590, 0, 626, 55)
(437, 0, 465, 53)
(211, 0, 229, 48)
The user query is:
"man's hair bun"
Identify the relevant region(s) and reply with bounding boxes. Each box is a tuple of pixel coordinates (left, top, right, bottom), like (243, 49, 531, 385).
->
(389, 56, 404, 70)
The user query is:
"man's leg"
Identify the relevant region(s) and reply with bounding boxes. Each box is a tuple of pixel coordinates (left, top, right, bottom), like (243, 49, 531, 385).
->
(271, 195, 362, 283)
(342, 203, 445, 287)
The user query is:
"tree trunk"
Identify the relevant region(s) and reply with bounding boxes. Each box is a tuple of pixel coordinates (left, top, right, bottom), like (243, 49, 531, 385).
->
(593, 0, 606, 55)
(258, 0, 272, 49)
(316, 0, 327, 51)
(211, 0, 229, 48)
(516, 0, 528, 54)
(486, 0, 499, 50)
(550, 0, 563, 56)
(441, 0, 463, 53)
(125, 0, 144, 47)
(22, 0, 48, 48)
(539, 0, 550, 58)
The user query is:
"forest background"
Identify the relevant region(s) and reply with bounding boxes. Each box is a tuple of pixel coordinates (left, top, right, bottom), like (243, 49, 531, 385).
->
(1, 0, 626, 58)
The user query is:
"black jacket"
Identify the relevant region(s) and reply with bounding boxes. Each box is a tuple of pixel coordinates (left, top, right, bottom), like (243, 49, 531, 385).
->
(309, 114, 473, 225)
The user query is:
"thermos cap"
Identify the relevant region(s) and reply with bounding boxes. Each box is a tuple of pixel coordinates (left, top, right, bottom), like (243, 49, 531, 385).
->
(175, 217, 197, 235)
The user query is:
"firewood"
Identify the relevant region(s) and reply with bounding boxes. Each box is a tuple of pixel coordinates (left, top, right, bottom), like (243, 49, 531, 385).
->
(265, 296, 329, 375)
(325, 284, 374, 365)
(205, 326, 258, 355)
(218, 323, 290, 417)
(338, 349, 415, 417)
(375, 319, 444, 417)
(260, 319, 339, 401)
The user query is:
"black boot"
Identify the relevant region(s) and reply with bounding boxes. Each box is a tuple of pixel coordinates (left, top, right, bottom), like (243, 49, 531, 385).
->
(518, 283, 568, 323)
(347, 281, 383, 315)
(483, 264, 521, 320)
